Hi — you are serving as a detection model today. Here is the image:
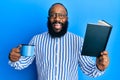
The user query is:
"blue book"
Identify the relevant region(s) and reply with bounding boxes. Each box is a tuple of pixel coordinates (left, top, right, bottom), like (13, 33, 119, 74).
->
(81, 20, 112, 57)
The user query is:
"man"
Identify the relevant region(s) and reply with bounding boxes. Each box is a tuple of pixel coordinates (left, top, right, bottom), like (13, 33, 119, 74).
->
(9, 3, 109, 80)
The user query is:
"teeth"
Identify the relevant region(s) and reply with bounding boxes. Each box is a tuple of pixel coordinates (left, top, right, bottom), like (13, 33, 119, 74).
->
(54, 23, 61, 29)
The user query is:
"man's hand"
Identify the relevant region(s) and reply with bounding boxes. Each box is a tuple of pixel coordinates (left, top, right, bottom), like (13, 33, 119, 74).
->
(96, 51, 110, 71)
(9, 45, 21, 62)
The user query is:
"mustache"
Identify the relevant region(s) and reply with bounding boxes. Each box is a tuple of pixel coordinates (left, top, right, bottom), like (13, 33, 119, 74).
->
(51, 21, 64, 26)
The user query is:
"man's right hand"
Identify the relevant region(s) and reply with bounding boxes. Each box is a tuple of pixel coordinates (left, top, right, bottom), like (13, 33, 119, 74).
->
(9, 47, 21, 62)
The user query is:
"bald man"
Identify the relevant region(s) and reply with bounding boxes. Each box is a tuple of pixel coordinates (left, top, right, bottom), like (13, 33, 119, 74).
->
(9, 3, 109, 80)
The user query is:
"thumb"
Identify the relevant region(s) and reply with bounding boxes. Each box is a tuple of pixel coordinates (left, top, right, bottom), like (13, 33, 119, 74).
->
(17, 44, 22, 49)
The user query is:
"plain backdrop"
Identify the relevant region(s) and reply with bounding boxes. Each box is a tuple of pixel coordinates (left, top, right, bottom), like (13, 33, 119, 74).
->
(0, 0, 120, 80)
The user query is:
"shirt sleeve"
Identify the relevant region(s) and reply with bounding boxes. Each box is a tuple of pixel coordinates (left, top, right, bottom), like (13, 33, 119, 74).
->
(8, 36, 36, 70)
(78, 37, 105, 77)
(8, 56, 35, 70)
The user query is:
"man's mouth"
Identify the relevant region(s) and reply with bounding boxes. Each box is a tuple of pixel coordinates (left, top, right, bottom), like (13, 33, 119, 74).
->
(53, 23, 62, 29)
(52, 22, 63, 32)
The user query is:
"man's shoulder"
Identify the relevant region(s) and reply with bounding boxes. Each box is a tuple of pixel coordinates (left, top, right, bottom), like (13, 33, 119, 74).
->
(34, 32, 48, 37)
(32, 32, 49, 39)
(67, 32, 84, 44)
(67, 32, 82, 38)
(67, 32, 84, 41)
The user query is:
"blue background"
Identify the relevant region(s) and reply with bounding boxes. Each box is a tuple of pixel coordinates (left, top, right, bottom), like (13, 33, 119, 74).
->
(0, 0, 120, 80)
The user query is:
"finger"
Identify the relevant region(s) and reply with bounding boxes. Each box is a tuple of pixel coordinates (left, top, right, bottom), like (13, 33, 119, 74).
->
(101, 51, 108, 55)
(11, 48, 20, 53)
(10, 55, 19, 59)
(11, 44, 22, 53)
(103, 56, 109, 64)
(98, 55, 107, 62)
(103, 51, 108, 55)
(98, 56, 102, 62)
(100, 60, 109, 67)
(17, 44, 22, 49)
(99, 56, 109, 64)
(10, 57, 19, 62)
(10, 52, 21, 57)
(9, 53, 21, 61)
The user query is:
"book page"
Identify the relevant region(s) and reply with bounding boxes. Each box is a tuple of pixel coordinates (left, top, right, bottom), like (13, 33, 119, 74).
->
(98, 20, 111, 27)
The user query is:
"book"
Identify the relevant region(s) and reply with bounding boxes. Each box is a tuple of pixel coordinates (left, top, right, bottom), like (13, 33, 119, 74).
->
(81, 20, 112, 57)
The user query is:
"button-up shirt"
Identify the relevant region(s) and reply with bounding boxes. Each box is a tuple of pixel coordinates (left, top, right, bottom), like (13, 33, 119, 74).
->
(9, 32, 104, 80)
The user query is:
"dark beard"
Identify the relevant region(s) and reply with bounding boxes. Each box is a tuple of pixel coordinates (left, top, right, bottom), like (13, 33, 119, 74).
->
(47, 20, 68, 38)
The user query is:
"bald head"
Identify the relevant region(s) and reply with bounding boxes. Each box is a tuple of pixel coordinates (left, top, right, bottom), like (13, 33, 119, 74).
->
(48, 3, 68, 16)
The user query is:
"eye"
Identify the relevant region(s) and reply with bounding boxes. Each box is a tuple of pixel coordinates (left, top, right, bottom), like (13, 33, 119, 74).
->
(50, 14, 56, 18)
(49, 13, 67, 19)
(59, 14, 66, 18)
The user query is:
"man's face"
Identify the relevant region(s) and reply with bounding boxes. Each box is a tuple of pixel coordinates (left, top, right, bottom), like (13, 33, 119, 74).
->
(48, 4, 68, 37)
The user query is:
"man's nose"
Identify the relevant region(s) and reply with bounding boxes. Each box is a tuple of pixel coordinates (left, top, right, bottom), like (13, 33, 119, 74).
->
(54, 15, 60, 22)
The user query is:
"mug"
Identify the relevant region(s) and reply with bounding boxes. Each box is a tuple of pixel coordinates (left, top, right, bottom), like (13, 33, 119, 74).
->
(20, 44, 35, 56)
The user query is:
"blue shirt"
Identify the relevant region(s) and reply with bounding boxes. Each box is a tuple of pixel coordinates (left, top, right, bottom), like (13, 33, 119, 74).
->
(9, 32, 104, 80)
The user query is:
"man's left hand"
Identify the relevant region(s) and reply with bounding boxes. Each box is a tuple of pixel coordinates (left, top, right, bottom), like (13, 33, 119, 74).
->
(96, 51, 109, 71)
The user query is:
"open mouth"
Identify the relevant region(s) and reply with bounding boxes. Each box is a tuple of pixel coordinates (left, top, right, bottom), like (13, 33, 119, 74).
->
(52, 22, 63, 32)
(53, 23, 62, 29)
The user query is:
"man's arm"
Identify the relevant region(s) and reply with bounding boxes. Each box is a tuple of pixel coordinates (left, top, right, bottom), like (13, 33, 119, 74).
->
(77, 37, 105, 77)
(8, 36, 36, 70)
(9, 56, 35, 70)
(78, 55, 105, 77)
(8, 46, 35, 70)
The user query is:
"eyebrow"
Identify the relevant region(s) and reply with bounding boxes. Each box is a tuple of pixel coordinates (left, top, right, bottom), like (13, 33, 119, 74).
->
(50, 10, 67, 14)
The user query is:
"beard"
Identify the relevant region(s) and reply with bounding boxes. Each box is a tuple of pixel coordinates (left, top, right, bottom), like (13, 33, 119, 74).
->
(47, 19, 68, 38)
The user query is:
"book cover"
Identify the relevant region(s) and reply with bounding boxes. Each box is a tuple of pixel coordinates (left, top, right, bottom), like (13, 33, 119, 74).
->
(81, 20, 112, 57)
